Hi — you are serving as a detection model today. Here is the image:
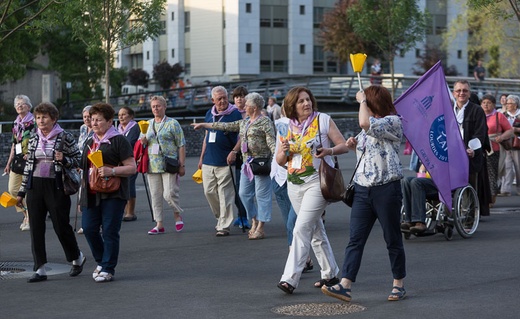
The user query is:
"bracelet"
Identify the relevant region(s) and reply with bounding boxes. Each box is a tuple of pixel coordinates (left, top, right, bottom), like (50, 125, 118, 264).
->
(231, 150, 238, 154)
(330, 148, 334, 156)
(359, 99, 366, 104)
(112, 168, 116, 176)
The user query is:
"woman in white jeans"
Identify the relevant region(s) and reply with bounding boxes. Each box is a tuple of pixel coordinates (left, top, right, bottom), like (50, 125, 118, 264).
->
(276, 87, 349, 294)
(499, 95, 520, 196)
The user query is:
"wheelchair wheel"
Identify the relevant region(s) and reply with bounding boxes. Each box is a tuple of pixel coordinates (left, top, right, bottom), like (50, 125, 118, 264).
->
(453, 185, 480, 238)
(444, 226, 453, 241)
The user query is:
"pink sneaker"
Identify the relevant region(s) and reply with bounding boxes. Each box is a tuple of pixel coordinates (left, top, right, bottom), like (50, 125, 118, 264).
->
(148, 227, 165, 235)
(175, 216, 184, 232)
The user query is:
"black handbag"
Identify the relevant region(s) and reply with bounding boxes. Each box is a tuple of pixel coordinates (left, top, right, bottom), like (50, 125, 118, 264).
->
(343, 149, 365, 207)
(250, 157, 271, 175)
(62, 166, 81, 195)
(11, 154, 26, 175)
(165, 157, 180, 174)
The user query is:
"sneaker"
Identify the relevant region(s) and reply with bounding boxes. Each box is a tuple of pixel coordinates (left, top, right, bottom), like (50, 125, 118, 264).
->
(92, 266, 102, 279)
(21, 222, 30, 231)
(496, 192, 511, 197)
(239, 218, 251, 230)
(148, 227, 165, 235)
(77, 228, 84, 234)
(94, 271, 113, 282)
(175, 216, 184, 232)
(233, 218, 241, 227)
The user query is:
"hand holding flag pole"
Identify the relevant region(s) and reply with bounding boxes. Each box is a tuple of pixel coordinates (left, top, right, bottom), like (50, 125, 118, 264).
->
(350, 53, 368, 91)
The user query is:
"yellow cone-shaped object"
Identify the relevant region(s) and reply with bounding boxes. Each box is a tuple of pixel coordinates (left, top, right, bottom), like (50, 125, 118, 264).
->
(138, 120, 149, 134)
(350, 53, 367, 73)
(0, 192, 17, 208)
(192, 169, 203, 184)
(88, 150, 104, 168)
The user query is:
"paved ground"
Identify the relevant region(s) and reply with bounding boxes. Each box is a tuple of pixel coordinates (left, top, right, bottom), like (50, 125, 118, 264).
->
(1, 150, 519, 319)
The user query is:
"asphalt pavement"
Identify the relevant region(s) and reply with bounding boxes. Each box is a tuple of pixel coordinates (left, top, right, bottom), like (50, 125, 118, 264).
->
(1, 149, 519, 319)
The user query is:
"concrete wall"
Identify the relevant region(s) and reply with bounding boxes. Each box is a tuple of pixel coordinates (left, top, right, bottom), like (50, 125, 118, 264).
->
(0, 118, 363, 167)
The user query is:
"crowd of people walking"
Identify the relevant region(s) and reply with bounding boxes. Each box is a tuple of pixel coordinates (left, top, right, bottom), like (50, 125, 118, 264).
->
(3, 79, 516, 305)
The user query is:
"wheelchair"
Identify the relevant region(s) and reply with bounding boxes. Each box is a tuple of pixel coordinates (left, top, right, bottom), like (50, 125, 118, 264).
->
(401, 184, 480, 241)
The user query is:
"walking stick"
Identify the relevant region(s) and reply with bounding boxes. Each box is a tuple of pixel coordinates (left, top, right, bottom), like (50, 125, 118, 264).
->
(141, 172, 155, 222)
(229, 165, 246, 233)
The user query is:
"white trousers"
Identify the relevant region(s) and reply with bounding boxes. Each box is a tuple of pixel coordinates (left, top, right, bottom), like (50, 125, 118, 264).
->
(500, 149, 520, 194)
(147, 172, 183, 222)
(280, 177, 339, 288)
(202, 164, 235, 231)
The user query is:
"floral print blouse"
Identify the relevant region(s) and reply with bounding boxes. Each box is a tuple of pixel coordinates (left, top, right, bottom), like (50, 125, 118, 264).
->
(212, 115, 276, 159)
(354, 115, 403, 187)
(144, 117, 185, 173)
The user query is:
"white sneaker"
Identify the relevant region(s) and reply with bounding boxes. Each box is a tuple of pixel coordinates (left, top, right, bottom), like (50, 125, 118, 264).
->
(94, 271, 113, 282)
(77, 228, 84, 234)
(21, 222, 30, 231)
(92, 266, 102, 279)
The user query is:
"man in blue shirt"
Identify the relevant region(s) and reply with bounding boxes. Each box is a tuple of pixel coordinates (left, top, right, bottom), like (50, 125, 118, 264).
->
(197, 86, 243, 236)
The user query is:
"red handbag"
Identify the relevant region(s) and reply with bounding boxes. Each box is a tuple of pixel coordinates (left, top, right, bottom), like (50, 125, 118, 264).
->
(133, 140, 149, 173)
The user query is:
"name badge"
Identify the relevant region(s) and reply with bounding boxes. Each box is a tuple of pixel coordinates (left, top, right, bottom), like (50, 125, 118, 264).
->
(151, 144, 160, 155)
(15, 143, 22, 155)
(291, 154, 302, 169)
(208, 131, 216, 143)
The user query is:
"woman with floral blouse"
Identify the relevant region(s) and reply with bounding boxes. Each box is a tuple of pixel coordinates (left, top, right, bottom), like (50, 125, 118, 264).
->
(322, 85, 406, 302)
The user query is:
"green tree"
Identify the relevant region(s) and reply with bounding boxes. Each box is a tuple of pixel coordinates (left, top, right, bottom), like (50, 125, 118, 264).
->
(42, 28, 105, 100)
(110, 67, 128, 96)
(467, 0, 520, 22)
(347, 0, 427, 96)
(320, 0, 381, 65)
(0, 0, 54, 84)
(52, 0, 166, 102)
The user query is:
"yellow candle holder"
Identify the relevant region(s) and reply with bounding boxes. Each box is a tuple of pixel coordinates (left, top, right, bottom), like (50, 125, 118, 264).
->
(88, 150, 104, 168)
(138, 120, 149, 134)
(0, 192, 17, 208)
(350, 53, 367, 73)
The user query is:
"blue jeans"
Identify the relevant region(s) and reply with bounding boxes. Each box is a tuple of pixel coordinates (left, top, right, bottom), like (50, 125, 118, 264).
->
(239, 167, 272, 222)
(272, 178, 296, 245)
(401, 177, 438, 223)
(82, 198, 126, 275)
(342, 180, 406, 282)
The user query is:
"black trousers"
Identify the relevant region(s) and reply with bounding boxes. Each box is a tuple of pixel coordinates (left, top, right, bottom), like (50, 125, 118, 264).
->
(27, 177, 80, 271)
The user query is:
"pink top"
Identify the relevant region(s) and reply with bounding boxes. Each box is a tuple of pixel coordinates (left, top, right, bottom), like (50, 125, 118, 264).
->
(486, 111, 512, 152)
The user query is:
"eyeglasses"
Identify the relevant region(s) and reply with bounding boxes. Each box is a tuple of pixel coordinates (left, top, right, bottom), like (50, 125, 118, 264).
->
(454, 89, 469, 93)
(15, 103, 27, 108)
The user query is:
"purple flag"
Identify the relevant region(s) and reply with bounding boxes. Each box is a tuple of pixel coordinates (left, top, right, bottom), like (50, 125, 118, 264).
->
(394, 61, 468, 210)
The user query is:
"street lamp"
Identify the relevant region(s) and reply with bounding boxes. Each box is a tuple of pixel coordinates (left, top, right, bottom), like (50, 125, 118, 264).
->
(66, 82, 72, 108)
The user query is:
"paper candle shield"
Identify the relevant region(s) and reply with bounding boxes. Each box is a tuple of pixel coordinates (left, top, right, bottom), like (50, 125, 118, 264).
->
(192, 169, 203, 184)
(0, 192, 17, 208)
(88, 150, 104, 168)
(138, 120, 149, 133)
(350, 53, 367, 73)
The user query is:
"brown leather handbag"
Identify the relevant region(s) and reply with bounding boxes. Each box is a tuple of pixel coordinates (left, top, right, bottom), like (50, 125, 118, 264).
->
(317, 114, 347, 202)
(89, 165, 121, 193)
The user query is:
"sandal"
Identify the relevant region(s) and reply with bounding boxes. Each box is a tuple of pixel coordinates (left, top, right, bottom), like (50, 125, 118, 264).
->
(321, 283, 352, 302)
(302, 259, 314, 273)
(314, 277, 339, 288)
(216, 230, 229, 237)
(249, 231, 264, 240)
(277, 281, 295, 294)
(388, 286, 406, 301)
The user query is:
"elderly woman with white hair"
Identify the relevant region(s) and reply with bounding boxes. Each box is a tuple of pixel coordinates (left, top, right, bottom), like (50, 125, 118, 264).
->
(192, 92, 276, 239)
(4, 95, 35, 231)
(499, 94, 520, 196)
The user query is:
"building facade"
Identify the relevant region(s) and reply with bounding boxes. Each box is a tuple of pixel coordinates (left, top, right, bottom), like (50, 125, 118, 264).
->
(114, 0, 468, 85)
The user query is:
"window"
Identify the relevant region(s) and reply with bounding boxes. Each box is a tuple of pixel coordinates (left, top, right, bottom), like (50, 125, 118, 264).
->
(171, 12, 174, 21)
(300, 5, 305, 15)
(260, 44, 288, 72)
(246, 43, 252, 53)
(260, 5, 287, 28)
(171, 49, 175, 58)
(146, 51, 150, 60)
(246, 3, 251, 13)
(313, 7, 324, 28)
(184, 12, 190, 32)
(458, 50, 462, 59)
(415, 49, 421, 58)
(159, 21, 166, 35)
(300, 44, 305, 54)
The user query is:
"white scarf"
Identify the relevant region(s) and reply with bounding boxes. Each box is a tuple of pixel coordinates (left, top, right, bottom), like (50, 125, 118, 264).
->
(454, 102, 468, 138)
